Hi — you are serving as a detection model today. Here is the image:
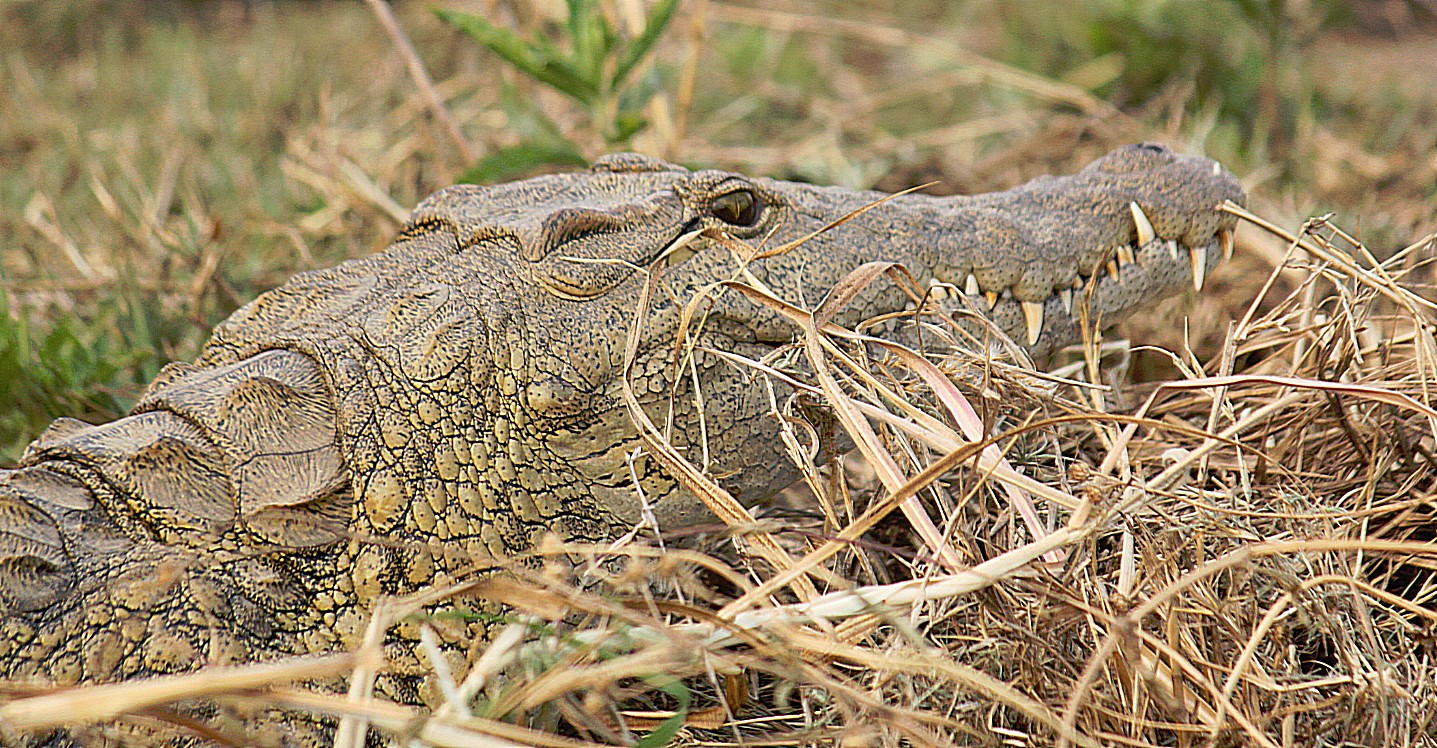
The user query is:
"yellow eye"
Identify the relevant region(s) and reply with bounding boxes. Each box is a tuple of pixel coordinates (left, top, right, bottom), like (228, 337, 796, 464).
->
(710, 190, 761, 227)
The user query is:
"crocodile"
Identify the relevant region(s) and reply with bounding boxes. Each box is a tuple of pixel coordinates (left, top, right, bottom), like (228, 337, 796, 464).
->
(0, 143, 1241, 745)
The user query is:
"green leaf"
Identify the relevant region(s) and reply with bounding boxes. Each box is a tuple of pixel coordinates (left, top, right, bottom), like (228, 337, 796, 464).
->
(497, 83, 571, 144)
(458, 142, 589, 184)
(434, 9, 600, 103)
(612, 0, 679, 89)
(634, 676, 691, 748)
(434, 10, 546, 80)
(526, 58, 601, 103)
(608, 111, 649, 145)
(565, 0, 589, 52)
(566, 0, 607, 82)
(617, 65, 664, 113)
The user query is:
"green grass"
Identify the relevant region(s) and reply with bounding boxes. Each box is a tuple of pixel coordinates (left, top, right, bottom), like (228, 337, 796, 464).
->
(0, 1, 437, 458)
(2, 0, 1434, 462)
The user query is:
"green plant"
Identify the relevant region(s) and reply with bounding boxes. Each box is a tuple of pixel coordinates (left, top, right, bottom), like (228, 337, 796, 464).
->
(435, 0, 680, 183)
(634, 674, 690, 748)
(995, 0, 1346, 154)
(0, 293, 152, 463)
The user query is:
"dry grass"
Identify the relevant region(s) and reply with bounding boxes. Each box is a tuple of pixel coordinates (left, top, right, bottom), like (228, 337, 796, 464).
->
(4, 207, 1436, 746)
(3, 1, 1437, 746)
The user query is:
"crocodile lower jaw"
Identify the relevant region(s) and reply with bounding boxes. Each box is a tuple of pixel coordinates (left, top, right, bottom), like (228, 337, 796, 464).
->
(958, 224, 1236, 346)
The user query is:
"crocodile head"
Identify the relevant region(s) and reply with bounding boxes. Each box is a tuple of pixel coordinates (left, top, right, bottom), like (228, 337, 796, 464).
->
(0, 145, 1241, 708)
(225, 142, 1236, 531)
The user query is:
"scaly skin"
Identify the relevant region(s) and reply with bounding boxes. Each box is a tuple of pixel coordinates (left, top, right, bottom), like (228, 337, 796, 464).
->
(0, 144, 1242, 745)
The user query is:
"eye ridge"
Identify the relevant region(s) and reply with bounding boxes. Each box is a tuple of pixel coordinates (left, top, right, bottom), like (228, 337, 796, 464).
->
(709, 189, 762, 227)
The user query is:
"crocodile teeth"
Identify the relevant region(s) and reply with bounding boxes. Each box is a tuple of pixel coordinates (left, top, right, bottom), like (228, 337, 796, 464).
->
(965, 273, 981, 297)
(1219, 228, 1235, 261)
(1164, 239, 1180, 261)
(1191, 247, 1207, 290)
(1107, 259, 1122, 284)
(1116, 245, 1136, 265)
(984, 290, 998, 309)
(1021, 300, 1043, 345)
(1130, 202, 1156, 246)
(1059, 287, 1073, 314)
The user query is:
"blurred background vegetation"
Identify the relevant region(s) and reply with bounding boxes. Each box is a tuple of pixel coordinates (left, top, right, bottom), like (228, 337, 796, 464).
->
(2, 0, 1435, 461)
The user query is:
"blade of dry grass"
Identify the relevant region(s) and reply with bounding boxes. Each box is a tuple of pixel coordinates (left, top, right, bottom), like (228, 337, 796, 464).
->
(363, 0, 478, 164)
(621, 258, 822, 600)
(0, 654, 359, 732)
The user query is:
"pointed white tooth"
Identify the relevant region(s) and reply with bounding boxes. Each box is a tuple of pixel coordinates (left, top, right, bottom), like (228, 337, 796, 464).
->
(1165, 239, 1180, 261)
(1130, 201, 1156, 246)
(984, 290, 998, 310)
(1219, 228, 1235, 261)
(1107, 259, 1122, 285)
(1212, 161, 1222, 176)
(1059, 287, 1073, 314)
(965, 273, 981, 297)
(1191, 247, 1207, 291)
(1022, 301, 1043, 345)
(1117, 245, 1135, 265)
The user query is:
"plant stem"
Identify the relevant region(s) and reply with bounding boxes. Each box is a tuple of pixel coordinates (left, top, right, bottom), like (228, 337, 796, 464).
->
(363, 0, 479, 164)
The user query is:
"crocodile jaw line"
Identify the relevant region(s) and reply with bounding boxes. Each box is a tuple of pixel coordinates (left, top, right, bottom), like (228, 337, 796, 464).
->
(960, 206, 1235, 346)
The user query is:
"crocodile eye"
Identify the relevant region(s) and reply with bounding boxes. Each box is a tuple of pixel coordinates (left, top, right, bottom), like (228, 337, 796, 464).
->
(710, 190, 761, 227)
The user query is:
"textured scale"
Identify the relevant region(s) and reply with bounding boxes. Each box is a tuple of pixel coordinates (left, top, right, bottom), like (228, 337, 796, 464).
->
(0, 144, 1243, 745)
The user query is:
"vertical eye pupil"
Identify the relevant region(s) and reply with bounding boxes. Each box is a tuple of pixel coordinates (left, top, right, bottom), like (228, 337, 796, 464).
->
(711, 190, 761, 227)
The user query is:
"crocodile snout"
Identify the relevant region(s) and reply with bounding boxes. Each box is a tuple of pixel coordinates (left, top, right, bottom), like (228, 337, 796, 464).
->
(920, 144, 1244, 349)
